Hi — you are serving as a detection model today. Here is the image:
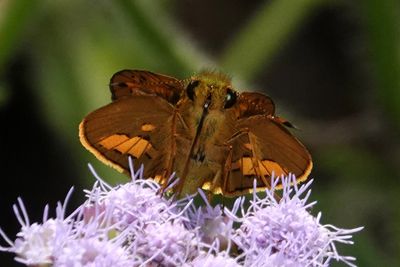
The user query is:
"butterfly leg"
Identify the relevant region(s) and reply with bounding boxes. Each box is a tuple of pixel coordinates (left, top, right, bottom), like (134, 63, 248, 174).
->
(218, 130, 250, 195)
(221, 145, 233, 195)
(225, 128, 249, 144)
(158, 111, 180, 195)
(207, 169, 221, 202)
(247, 132, 271, 188)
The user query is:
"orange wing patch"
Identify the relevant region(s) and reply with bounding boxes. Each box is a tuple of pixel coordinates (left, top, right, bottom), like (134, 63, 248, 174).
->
(233, 157, 288, 177)
(99, 134, 156, 158)
(114, 136, 142, 154)
(259, 159, 288, 177)
(98, 134, 129, 149)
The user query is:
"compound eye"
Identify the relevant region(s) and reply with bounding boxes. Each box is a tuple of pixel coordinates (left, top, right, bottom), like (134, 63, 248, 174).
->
(186, 80, 200, 101)
(224, 88, 237, 109)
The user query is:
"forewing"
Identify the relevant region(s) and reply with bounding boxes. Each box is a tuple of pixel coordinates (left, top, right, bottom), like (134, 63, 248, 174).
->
(79, 95, 180, 181)
(235, 92, 275, 118)
(110, 70, 184, 104)
(224, 115, 312, 196)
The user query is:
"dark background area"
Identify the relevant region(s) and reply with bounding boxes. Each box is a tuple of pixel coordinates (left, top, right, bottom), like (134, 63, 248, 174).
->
(0, 0, 399, 266)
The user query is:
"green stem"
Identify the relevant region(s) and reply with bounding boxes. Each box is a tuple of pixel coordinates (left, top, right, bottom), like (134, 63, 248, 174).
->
(114, 0, 195, 75)
(219, 0, 326, 80)
(360, 0, 400, 128)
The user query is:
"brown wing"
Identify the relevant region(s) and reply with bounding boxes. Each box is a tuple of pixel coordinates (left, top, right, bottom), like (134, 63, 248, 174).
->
(79, 95, 182, 183)
(235, 92, 275, 118)
(222, 114, 312, 196)
(110, 70, 184, 104)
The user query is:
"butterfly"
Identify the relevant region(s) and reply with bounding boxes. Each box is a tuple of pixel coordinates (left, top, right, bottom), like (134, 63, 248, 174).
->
(79, 70, 312, 197)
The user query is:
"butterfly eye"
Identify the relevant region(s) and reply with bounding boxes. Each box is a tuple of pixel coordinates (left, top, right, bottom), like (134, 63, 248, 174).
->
(224, 88, 237, 109)
(186, 80, 200, 101)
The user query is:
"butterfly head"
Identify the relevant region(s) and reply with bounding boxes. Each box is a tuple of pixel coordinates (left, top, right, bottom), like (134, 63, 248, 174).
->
(185, 71, 238, 111)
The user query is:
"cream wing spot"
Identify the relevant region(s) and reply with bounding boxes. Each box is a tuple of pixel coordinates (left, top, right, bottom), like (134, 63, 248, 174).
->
(141, 123, 156, 132)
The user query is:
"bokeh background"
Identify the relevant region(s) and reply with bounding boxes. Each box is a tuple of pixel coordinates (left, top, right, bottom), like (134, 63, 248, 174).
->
(1, 0, 399, 266)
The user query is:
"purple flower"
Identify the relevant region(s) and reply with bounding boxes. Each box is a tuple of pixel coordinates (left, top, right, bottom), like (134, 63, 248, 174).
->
(83, 164, 176, 231)
(53, 236, 132, 267)
(132, 220, 199, 266)
(79, 163, 199, 265)
(188, 252, 241, 267)
(185, 190, 237, 249)
(0, 190, 75, 265)
(0, 160, 363, 267)
(233, 175, 364, 267)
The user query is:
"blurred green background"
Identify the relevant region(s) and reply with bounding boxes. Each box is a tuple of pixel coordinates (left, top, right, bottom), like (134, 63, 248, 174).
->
(0, 0, 399, 266)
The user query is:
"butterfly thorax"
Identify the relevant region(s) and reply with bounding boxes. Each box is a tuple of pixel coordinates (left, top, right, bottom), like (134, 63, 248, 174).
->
(172, 72, 237, 195)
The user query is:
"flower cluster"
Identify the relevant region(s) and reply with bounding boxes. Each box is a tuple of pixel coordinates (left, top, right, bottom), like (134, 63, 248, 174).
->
(0, 161, 363, 266)
(232, 178, 363, 267)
